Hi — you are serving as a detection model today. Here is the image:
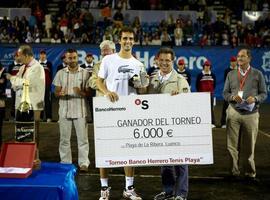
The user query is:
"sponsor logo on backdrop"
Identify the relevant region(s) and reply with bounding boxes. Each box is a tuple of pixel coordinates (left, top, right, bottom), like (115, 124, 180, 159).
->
(261, 52, 270, 72)
(261, 52, 270, 92)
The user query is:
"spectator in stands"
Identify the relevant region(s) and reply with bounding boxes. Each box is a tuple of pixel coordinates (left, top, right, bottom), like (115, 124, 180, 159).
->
(59, 13, 69, 36)
(39, 50, 53, 122)
(113, 8, 124, 27)
(33, 27, 42, 43)
(196, 59, 216, 128)
(28, 13, 37, 31)
(33, 4, 44, 29)
(0, 28, 9, 43)
(45, 14, 52, 38)
(223, 48, 267, 182)
(63, 33, 72, 43)
(176, 59, 191, 86)
(51, 33, 61, 43)
(160, 29, 172, 46)
(25, 26, 34, 43)
(9, 33, 19, 43)
(66, 0, 77, 17)
(151, 32, 162, 45)
(81, 33, 90, 43)
(0, 62, 7, 148)
(220, 56, 238, 128)
(183, 20, 194, 45)
(174, 22, 183, 46)
(89, 0, 99, 8)
(103, 29, 113, 41)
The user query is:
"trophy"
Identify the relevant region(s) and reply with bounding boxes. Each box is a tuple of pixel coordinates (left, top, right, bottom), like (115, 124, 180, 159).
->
(132, 71, 149, 88)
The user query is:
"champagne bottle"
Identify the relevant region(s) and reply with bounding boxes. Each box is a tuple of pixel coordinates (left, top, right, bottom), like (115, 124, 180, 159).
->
(15, 79, 34, 142)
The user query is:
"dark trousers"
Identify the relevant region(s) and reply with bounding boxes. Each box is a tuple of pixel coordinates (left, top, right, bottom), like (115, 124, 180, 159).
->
(10, 90, 16, 119)
(220, 100, 229, 126)
(161, 165, 189, 197)
(88, 89, 96, 121)
(42, 85, 52, 120)
(210, 95, 215, 125)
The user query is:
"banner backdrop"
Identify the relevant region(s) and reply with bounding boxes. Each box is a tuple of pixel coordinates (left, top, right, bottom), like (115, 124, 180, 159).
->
(0, 45, 269, 102)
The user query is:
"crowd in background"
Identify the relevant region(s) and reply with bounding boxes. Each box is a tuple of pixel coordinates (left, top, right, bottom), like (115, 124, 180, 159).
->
(1, 0, 270, 47)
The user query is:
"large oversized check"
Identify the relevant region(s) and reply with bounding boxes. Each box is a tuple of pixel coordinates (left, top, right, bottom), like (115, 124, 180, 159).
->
(93, 93, 213, 168)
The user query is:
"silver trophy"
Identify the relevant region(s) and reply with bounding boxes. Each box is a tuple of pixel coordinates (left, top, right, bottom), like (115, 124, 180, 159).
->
(132, 71, 149, 88)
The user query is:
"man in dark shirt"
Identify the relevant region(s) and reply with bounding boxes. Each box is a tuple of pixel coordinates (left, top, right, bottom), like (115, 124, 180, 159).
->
(80, 52, 95, 122)
(8, 51, 23, 120)
(196, 60, 216, 127)
(39, 50, 53, 122)
(176, 59, 191, 86)
(56, 53, 67, 72)
(80, 53, 95, 75)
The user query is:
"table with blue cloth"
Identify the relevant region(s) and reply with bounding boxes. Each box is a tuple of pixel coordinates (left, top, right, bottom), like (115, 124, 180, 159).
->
(0, 162, 78, 200)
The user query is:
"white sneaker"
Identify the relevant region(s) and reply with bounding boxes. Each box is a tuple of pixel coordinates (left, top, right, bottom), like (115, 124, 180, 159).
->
(99, 186, 111, 200)
(175, 196, 187, 200)
(123, 185, 142, 200)
(212, 124, 216, 128)
(221, 125, 226, 128)
(47, 118, 52, 122)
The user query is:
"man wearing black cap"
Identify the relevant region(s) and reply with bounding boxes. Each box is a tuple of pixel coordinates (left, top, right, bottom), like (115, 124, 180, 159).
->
(80, 53, 95, 75)
(56, 53, 68, 72)
(39, 50, 53, 122)
(220, 56, 237, 128)
(81, 53, 95, 122)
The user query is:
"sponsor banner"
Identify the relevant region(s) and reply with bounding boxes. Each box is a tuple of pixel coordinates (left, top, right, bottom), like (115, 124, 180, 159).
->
(93, 93, 213, 168)
(0, 45, 269, 102)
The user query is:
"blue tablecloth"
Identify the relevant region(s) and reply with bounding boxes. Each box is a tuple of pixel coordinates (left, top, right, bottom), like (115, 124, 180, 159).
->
(0, 162, 78, 200)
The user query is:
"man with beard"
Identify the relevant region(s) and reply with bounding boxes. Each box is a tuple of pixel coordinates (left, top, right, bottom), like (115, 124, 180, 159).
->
(53, 49, 90, 172)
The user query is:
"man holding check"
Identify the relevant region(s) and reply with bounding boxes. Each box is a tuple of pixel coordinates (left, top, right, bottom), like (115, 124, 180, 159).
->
(96, 26, 148, 200)
(148, 47, 190, 200)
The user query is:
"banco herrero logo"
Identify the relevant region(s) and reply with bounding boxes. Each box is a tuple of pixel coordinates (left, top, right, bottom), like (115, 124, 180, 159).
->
(95, 107, 126, 112)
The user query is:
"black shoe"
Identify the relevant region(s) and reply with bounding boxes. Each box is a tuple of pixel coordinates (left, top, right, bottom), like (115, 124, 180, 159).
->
(244, 176, 260, 184)
(154, 192, 174, 200)
(226, 174, 241, 182)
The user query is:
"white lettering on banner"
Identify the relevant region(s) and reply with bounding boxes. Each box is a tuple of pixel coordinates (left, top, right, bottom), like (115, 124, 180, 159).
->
(94, 93, 213, 168)
(263, 75, 270, 92)
(134, 51, 207, 70)
(135, 51, 149, 68)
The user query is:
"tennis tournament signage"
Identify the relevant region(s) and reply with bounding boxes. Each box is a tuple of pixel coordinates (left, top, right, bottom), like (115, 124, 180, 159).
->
(93, 93, 213, 168)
